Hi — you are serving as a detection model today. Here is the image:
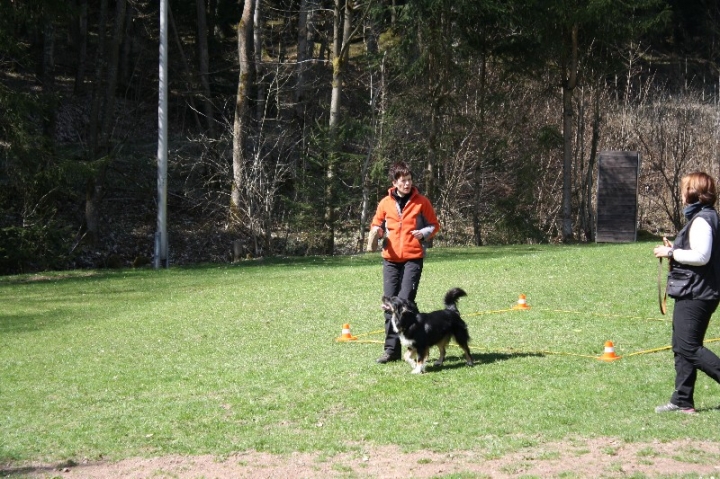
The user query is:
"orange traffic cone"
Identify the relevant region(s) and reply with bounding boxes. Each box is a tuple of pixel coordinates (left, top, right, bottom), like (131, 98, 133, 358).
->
(335, 323, 358, 342)
(597, 340, 621, 361)
(512, 294, 531, 310)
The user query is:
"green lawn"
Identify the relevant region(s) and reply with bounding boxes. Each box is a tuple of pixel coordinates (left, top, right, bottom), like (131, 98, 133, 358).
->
(2, 242, 719, 466)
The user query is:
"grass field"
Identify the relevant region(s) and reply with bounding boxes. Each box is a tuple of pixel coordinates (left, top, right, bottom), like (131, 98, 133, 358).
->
(2, 241, 720, 468)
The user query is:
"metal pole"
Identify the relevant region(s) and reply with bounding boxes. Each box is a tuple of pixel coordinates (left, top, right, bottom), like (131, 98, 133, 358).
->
(154, 0, 169, 269)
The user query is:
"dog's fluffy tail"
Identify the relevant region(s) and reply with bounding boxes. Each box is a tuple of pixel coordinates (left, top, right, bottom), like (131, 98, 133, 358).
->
(444, 287, 467, 311)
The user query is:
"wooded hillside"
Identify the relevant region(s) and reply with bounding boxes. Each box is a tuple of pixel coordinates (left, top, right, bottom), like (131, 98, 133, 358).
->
(2, 0, 720, 273)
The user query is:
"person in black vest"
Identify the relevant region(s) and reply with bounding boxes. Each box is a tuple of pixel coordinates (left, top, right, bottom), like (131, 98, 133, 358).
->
(653, 171, 720, 413)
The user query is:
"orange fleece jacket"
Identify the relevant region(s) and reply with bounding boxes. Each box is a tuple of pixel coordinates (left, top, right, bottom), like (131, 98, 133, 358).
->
(370, 186, 440, 262)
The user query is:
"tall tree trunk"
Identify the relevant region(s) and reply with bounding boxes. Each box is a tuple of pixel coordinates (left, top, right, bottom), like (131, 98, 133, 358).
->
(196, 0, 215, 135)
(99, 0, 127, 148)
(364, 12, 378, 55)
(120, 4, 134, 90)
(169, 5, 203, 132)
(42, 16, 56, 138)
(85, 0, 127, 245)
(343, 0, 352, 57)
(329, 0, 344, 133)
(326, 0, 370, 254)
(207, 0, 217, 43)
(295, 0, 317, 159)
(73, 0, 89, 94)
(88, 0, 108, 156)
(84, 0, 109, 244)
(306, 0, 317, 64)
(422, 5, 450, 202)
(561, 23, 578, 242)
(231, 0, 254, 219)
(295, 0, 311, 120)
(581, 84, 601, 241)
(254, 0, 265, 121)
(325, 0, 345, 255)
(359, 52, 385, 251)
(472, 49, 488, 246)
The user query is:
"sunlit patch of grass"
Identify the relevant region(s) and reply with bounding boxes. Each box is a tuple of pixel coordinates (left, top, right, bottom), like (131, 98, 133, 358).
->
(671, 446, 718, 465)
(534, 450, 561, 460)
(636, 447, 660, 457)
(557, 472, 583, 479)
(602, 447, 619, 456)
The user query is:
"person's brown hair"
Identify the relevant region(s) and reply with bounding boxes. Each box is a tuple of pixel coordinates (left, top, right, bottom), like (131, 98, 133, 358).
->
(682, 171, 718, 206)
(389, 161, 413, 182)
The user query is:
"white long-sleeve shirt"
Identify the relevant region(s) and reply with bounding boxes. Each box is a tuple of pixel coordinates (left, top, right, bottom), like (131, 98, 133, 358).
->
(674, 216, 713, 266)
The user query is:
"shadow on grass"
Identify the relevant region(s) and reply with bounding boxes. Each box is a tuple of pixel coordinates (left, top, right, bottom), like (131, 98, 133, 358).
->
(0, 241, 662, 283)
(474, 351, 545, 364)
(0, 459, 87, 478)
(695, 404, 720, 413)
(425, 351, 544, 372)
(0, 244, 610, 282)
(0, 311, 73, 334)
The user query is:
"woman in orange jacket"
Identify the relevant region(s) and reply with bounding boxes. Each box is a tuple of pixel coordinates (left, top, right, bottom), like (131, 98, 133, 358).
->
(369, 161, 440, 363)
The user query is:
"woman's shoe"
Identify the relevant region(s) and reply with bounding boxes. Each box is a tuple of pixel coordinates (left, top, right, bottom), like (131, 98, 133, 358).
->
(376, 351, 400, 363)
(654, 402, 696, 414)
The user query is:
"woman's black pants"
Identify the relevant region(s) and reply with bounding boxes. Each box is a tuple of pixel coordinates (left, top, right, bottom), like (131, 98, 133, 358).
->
(671, 297, 720, 408)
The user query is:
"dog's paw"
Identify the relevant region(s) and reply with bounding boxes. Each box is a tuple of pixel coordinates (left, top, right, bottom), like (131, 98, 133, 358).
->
(411, 367, 424, 374)
(433, 360, 443, 367)
(466, 360, 474, 367)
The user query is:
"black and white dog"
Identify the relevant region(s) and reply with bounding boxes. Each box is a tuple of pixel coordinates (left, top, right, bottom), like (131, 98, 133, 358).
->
(381, 287, 474, 374)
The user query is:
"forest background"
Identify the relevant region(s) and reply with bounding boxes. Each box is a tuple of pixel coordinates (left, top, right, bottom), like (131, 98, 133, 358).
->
(1, 0, 720, 274)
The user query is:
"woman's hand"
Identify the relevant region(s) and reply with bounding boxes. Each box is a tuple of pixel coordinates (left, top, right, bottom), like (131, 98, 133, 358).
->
(654, 237, 674, 258)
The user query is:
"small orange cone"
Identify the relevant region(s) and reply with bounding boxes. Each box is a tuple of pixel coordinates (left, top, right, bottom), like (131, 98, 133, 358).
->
(335, 323, 357, 342)
(512, 294, 531, 310)
(597, 340, 621, 361)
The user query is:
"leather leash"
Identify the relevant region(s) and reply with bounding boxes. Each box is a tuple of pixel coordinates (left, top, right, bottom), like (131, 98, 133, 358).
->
(658, 257, 668, 315)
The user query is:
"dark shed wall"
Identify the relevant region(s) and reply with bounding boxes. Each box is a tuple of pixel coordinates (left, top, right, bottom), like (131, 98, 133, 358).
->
(596, 151, 639, 243)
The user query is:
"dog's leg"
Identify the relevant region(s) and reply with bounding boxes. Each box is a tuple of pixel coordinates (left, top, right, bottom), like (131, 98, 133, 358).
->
(462, 347, 474, 366)
(456, 340, 474, 366)
(433, 337, 450, 367)
(412, 347, 428, 374)
(404, 348, 417, 368)
(453, 321, 474, 367)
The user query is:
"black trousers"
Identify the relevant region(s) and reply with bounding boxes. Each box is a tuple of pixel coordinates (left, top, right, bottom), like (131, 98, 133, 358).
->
(670, 297, 720, 408)
(382, 259, 423, 354)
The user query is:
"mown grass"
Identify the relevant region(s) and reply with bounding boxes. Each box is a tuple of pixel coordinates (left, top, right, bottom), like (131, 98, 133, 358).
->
(2, 242, 720, 467)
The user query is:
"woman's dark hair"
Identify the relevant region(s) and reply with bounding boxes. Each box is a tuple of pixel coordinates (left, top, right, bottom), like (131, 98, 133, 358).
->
(389, 161, 413, 182)
(682, 172, 717, 206)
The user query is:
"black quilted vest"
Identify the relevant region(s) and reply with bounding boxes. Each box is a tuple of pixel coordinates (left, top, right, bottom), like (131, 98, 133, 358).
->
(670, 207, 720, 300)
